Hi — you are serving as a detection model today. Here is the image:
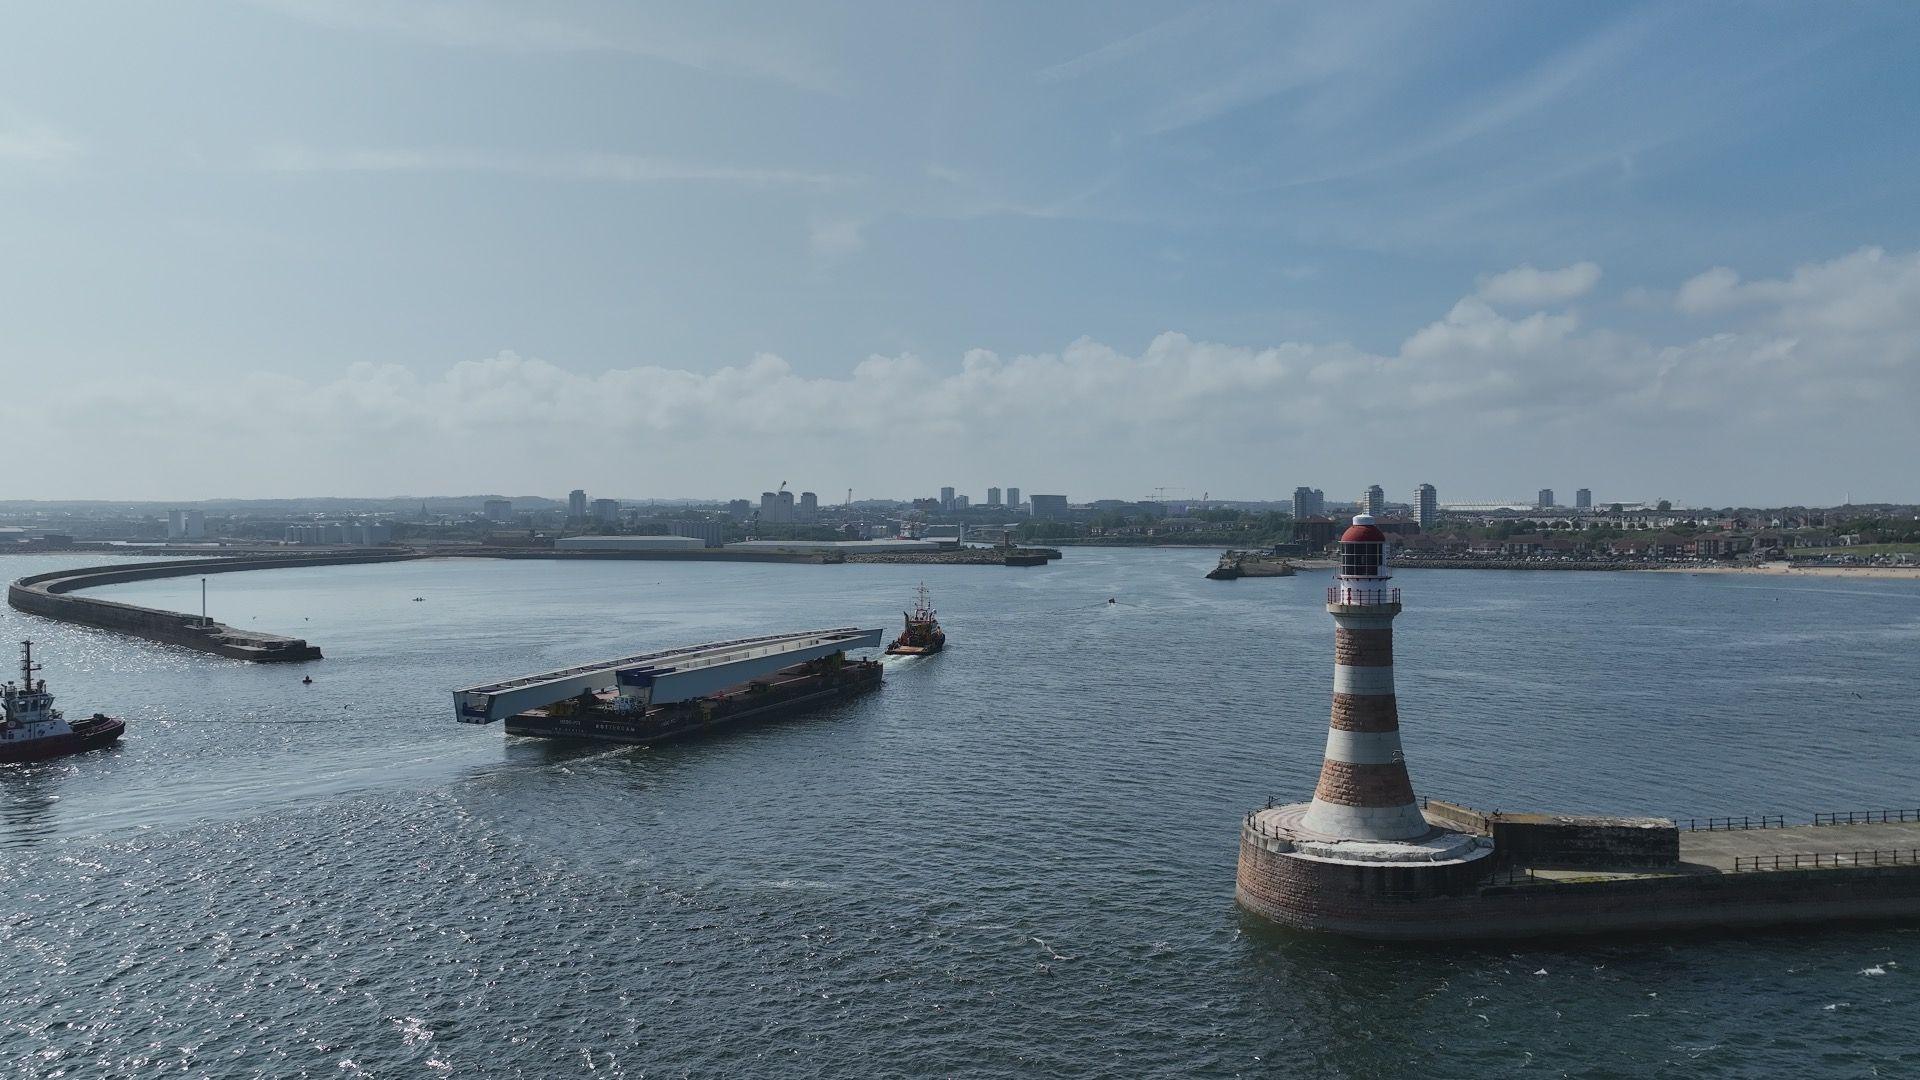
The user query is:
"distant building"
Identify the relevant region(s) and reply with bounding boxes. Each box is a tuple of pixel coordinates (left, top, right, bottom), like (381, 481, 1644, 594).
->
(166, 509, 206, 540)
(1292, 487, 1326, 520)
(759, 491, 795, 524)
(568, 489, 587, 520)
(953, 495, 970, 510)
(1293, 516, 1338, 551)
(726, 499, 752, 519)
(1414, 484, 1437, 529)
(987, 487, 1002, 506)
(939, 486, 956, 512)
(1029, 494, 1069, 521)
(1575, 488, 1592, 509)
(1537, 488, 1555, 509)
(1006, 487, 1021, 511)
(670, 520, 729, 548)
(1362, 485, 1386, 518)
(483, 499, 512, 522)
(286, 523, 347, 545)
(554, 535, 703, 552)
(798, 491, 818, 523)
(590, 498, 620, 524)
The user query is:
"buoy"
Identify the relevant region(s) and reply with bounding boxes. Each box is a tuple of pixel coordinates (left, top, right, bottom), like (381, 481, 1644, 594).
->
(302, 675, 313, 685)
(1108, 597, 1116, 604)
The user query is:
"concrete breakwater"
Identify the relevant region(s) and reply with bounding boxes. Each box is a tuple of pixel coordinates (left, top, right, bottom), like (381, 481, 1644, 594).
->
(9, 553, 418, 662)
(442, 547, 846, 564)
(448, 546, 1062, 566)
(844, 547, 1061, 565)
(1239, 802, 1920, 940)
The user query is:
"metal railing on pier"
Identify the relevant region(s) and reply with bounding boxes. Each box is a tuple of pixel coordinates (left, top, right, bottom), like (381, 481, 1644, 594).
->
(1478, 865, 1537, 886)
(1733, 849, 1920, 872)
(1243, 809, 1290, 844)
(1813, 808, 1920, 826)
(1677, 815, 1786, 831)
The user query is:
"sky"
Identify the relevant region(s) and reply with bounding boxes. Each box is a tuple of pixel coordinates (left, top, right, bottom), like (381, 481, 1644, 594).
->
(3, 1, 1917, 506)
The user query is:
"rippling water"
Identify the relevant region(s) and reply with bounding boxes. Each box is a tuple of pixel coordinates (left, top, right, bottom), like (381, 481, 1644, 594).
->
(2, 551, 1917, 1077)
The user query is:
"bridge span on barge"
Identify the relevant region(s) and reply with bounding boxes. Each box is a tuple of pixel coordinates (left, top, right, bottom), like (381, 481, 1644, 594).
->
(453, 628, 885, 744)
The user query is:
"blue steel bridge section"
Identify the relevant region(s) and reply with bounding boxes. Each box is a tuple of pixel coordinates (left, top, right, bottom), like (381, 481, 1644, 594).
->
(452, 627, 883, 725)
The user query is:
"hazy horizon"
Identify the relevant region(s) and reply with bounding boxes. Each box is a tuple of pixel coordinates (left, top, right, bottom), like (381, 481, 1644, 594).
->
(6, 3, 1917, 505)
(0, 489, 1897, 513)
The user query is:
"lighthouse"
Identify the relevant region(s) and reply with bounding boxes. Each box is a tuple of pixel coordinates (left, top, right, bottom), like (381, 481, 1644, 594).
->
(1299, 514, 1429, 840)
(1235, 513, 1494, 934)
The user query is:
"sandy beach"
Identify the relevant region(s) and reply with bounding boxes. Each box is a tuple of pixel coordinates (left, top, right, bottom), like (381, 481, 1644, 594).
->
(1649, 562, 1920, 581)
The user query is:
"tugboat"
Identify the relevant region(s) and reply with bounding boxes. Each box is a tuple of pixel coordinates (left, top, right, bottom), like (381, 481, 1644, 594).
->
(885, 584, 946, 656)
(1, 641, 125, 763)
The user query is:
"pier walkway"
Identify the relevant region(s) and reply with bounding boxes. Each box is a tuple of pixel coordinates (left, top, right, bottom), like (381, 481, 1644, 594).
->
(1679, 820, 1920, 872)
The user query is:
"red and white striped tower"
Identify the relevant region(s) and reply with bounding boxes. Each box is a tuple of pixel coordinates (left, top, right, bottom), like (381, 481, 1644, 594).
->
(1298, 514, 1430, 840)
(1235, 517, 1493, 933)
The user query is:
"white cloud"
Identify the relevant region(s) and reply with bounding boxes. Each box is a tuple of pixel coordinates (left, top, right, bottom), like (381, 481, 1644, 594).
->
(808, 218, 866, 259)
(250, 144, 857, 188)
(50, 247, 1920, 502)
(1037, 8, 1215, 85)
(1474, 261, 1601, 307)
(0, 118, 80, 163)
(1675, 265, 1741, 313)
(247, 0, 843, 93)
(1676, 248, 1920, 335)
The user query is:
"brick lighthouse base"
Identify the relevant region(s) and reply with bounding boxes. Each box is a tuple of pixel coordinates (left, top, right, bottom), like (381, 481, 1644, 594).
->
(1236, 803, 1496, 936)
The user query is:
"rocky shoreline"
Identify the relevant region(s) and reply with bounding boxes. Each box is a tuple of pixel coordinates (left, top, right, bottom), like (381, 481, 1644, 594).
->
(1394, 558, 1661, 571)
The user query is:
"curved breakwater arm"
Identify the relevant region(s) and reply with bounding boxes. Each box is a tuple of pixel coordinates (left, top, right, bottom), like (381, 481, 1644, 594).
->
(7, 552, 421, 662)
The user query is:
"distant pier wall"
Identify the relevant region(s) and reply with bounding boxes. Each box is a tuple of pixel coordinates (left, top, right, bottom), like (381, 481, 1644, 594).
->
(8, 553, 418, 662)
(443, 548, 844, 564)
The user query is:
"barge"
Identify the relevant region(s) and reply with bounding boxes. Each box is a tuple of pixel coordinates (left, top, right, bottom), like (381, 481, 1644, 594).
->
(507, 653, 879, 743)
(454, 628, 884, 746)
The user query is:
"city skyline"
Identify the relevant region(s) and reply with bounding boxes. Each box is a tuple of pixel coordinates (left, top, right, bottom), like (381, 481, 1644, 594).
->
(5, 4, 1916, 504)
(0, 478, 1834, 512)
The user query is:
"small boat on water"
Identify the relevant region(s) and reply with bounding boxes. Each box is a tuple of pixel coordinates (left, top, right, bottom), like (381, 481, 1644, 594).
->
(1, 641, 125, 764)
(885, 584, 946, 656)
(1206, 550, 1297, 580)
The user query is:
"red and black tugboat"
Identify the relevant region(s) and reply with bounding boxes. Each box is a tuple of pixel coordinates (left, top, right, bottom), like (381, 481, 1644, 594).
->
(1, 641, 125, 763)
(885, 584, 946, 656)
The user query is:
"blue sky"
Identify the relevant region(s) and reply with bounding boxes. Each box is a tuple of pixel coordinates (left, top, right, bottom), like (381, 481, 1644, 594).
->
(4, 2, 1918, 503)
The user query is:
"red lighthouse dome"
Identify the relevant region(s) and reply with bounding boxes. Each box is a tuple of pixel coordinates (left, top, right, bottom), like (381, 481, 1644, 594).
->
(1337, 514, 1390, 581)
(1340, 517, 1386, 545)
